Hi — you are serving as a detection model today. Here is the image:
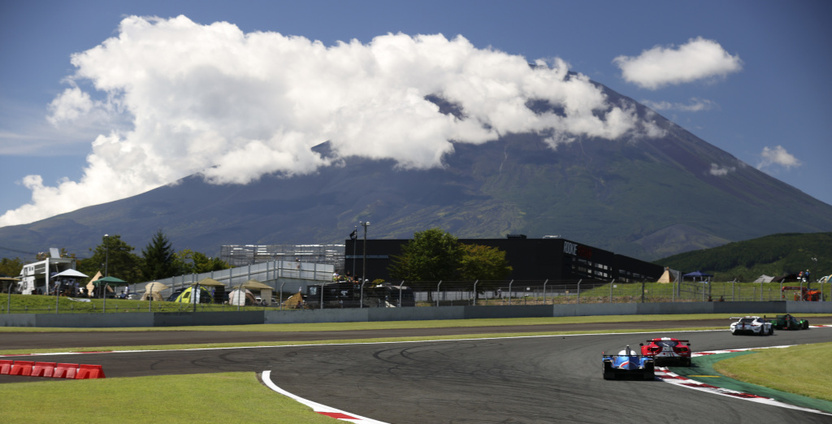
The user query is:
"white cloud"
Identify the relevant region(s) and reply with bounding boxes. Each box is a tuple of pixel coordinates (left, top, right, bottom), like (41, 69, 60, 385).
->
(642, 97, 716, 112)
(613, 37, 742, 90)
(709, 163, 735, 176)
(757, 145, 801, 170)
(0, 15, 661, 227)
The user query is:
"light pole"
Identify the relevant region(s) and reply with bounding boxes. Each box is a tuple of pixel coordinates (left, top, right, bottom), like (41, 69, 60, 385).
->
(360, 222, 370, 281)
(104, 234, 109, 277)
(103, 234, 109, 299)
(352, 225, 357, 280)
(360, 221, 370, 308)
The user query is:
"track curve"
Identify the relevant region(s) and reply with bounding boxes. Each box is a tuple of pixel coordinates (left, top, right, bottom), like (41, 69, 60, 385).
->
(2, 320, 831, 423)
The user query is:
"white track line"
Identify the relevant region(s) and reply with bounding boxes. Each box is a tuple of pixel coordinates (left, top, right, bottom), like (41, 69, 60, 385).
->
(262, 370, 389, 423)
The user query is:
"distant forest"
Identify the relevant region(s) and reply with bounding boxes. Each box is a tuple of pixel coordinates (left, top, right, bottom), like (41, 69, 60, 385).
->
(656, 233, 832, 282)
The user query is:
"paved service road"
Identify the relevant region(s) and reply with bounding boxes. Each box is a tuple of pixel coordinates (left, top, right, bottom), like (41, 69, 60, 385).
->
(2, 319, 831, 423)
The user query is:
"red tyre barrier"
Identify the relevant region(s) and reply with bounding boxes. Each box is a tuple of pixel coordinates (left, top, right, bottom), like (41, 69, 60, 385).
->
(31, 362, 57, 378)
(76, 364, 105, 379)
(54, 363, 78, 379)
(0, 360, 12, 375)
(9, 360, 34, 376)
(0, 361, 105, 379)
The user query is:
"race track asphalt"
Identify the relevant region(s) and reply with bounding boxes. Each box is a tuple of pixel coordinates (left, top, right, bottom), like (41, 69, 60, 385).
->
(2, 318, 832, 423)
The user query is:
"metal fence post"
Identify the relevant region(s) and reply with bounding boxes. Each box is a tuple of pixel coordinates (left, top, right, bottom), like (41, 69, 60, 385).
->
(472, 280, 479, 306)
(577, 279, 582, 304)
(641, 281, 645, 303)
(508, 280, 514, 305)
(671, 277, 674, 303)
(436, 281, 442, 307)
(279, 282, 286, 310)
(609, 279, 614, 303)
(360, 279, 365, 308)
(542, 279, 548, 305)
(399, 281, 404, 307)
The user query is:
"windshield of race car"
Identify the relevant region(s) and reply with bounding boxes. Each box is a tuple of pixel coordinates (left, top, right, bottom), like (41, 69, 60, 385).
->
(739, 318, 755, 323)
(654, 340, 678, 348)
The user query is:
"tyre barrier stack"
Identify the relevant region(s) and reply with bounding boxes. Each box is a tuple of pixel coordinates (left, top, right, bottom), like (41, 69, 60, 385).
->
(0, 359, 105, 379)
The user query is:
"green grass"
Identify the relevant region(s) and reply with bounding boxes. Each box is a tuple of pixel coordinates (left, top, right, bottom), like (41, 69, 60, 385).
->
(714, 342, 832, 402)
(0, 373, 335, 424)
(0, 293, 277, 314)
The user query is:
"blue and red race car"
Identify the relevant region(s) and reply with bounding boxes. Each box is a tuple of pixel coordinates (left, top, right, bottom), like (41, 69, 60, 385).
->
(602, 346, 655, 380)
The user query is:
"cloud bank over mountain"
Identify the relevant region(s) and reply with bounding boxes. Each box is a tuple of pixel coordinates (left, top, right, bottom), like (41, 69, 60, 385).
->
(0, 15, 668, 227)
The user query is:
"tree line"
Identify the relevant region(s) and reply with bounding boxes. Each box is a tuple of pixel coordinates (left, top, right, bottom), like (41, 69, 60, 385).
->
(0, 227, 512, 285)
(388, 228, 512, 282)
(0, 230, 229, 283)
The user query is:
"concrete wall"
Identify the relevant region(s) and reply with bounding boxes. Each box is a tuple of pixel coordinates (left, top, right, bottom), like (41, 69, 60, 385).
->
(266, 308, 368, 324)
(785, 301, 832, 314)
(153, 311, 264, 327)
(1, 301, 831, 327)
(368, 306, 464, 322)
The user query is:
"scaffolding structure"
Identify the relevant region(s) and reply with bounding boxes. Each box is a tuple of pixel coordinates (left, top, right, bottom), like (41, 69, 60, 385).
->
(220, 244, 345, 271)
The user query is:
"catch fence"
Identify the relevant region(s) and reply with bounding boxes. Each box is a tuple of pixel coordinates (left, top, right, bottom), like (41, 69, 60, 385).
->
(2, 278, 828, 314)
(393, 279, 830, 307)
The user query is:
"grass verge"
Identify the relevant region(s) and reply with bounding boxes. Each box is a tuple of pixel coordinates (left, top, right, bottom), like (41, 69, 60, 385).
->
(0, 372, 334, 424)
(713, 342, 832, 402)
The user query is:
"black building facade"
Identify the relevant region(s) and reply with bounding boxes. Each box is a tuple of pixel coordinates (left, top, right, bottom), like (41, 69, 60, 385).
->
(345, 236, 663, 283)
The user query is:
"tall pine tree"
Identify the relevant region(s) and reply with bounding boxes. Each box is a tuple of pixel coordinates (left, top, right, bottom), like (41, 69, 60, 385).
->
(141, 230, 177, 281)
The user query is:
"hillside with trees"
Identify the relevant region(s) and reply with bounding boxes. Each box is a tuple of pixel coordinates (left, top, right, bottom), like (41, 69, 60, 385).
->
(657, 233, 832, 282)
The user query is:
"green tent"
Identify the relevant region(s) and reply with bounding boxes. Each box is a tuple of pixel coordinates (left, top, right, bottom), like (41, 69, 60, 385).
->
(94, 276, 128, 286)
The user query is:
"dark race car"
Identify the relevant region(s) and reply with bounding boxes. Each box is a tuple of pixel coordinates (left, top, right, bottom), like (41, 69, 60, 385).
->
(771, 314, 809, 330)
(602, 346, 655, 380)
(640, 337, 692, 366)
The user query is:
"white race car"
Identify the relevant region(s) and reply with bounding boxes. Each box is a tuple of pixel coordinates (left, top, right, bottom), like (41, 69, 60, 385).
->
(730, 316, 773, 336)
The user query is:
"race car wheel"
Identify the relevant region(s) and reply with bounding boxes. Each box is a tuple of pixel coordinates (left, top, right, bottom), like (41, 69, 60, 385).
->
(603, 362, 614, 380)
(643, 363, 655, 380)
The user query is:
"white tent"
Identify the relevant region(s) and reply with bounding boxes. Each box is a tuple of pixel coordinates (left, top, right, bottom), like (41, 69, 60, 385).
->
(657, 268, 672, 283)
(241, 279, 273, 305)
(85, 271, 102, 297)
(753, 274, 775, 283)
(53, 269, 88, 278)
(228, 289, 255, 306)
(140, 282, 169, 301)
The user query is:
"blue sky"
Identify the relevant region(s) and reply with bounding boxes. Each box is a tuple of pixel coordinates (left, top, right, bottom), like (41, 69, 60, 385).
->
(1, 0, 830, 228)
